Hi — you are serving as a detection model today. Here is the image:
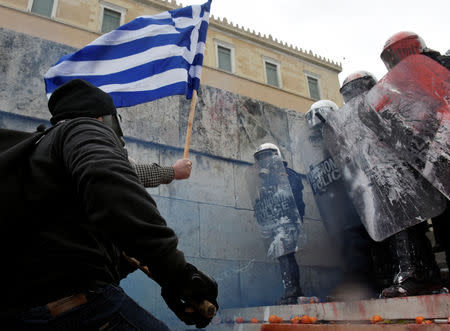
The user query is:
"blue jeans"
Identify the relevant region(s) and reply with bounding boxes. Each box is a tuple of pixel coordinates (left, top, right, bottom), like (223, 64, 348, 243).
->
(10, 284, 171, 331)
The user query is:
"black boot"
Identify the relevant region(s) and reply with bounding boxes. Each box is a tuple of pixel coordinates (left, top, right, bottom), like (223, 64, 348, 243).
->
(277, 253, 303, 305)
(432, 204, 450, 287)
(371, 239, 395, 294)
(327, 224, 378, 301)
(381, 224, 441, 298)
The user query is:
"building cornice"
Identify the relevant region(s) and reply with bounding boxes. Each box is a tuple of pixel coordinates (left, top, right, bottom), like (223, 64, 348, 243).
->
(208, 15, 341, 73)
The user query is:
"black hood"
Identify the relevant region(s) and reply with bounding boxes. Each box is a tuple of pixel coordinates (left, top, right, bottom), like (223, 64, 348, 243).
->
(48, 79, 117, 125)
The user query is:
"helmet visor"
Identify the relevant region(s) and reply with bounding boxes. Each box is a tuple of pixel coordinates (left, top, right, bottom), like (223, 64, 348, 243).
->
(306, 108, 331, 127)
(381, 48, 401, 71)
(381, 38, 422, 71)
(340, 77, 376, 103)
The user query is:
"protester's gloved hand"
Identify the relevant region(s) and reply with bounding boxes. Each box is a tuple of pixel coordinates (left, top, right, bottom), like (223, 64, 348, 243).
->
(161, 263, 218, 328)
(119, 252, 140, 279)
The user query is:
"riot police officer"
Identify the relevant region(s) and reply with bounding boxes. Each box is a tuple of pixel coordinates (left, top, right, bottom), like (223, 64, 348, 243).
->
(251, 143, 306, 304)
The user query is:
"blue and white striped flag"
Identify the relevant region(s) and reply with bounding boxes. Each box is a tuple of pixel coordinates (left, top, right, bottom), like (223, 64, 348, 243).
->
(44, 0, 211, 108)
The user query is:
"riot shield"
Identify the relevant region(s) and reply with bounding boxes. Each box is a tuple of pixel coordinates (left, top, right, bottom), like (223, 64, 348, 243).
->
(360, 54, 450, 199)
(246, 151, 306, 259)
(322, 95, 447, 241)
(296, 115, 362, 242)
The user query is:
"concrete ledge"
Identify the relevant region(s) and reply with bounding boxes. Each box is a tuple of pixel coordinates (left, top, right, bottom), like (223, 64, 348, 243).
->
(208, 323, 450, 331)
(218, 294, 450, 322)
(260, 324, 450, 331)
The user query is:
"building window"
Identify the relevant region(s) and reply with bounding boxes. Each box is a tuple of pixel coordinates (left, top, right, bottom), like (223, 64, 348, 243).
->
(214, 40, 235, 73)
(100, 2, 126, 34)
(28, 0, 57, 18)
(263, 57, 281, 88)
(218, 46, 232, 72)
(102, 8, 121, 33)
(307, 75, 320, 100)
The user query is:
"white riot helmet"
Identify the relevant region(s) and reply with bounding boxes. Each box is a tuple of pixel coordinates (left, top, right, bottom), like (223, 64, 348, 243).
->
(305, 100, 339, 127)
(253, 143, 282, 176)
(254, 143, 281, 157)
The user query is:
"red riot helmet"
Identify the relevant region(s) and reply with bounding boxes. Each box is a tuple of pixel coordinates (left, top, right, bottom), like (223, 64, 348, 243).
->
(340, 71, 377, 103)
(380, 31, 427, 70)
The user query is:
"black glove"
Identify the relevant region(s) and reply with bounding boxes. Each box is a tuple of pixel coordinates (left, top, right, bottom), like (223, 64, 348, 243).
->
(161, 263, 218, 328)
(118, 252, 140, 279)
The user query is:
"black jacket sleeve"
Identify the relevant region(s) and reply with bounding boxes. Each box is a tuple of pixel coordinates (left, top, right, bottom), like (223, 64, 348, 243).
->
(54, 118, 186, 286)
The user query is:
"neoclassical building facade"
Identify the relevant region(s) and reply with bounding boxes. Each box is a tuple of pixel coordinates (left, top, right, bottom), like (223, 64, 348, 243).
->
(0, 0, 342, 113)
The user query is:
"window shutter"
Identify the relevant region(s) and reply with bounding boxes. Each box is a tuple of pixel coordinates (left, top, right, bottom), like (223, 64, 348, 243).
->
(265, 62, 279, 87)
(308, 76, 320, 100)
(218, 46, 232, 72)
(102, 8, 121, 33)
(31, 0, 54, 17)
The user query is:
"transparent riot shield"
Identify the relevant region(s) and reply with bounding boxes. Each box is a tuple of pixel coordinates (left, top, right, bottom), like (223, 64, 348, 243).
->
(246, 150, 306, 259)
(296, 114, 362, 242)
(322, 94, 446, 241)
(361, 54, 450, 199)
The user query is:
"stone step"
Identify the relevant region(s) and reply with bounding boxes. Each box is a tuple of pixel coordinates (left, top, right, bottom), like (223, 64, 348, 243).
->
(209, 323, 450, 330)
(208, 294, 450, 330)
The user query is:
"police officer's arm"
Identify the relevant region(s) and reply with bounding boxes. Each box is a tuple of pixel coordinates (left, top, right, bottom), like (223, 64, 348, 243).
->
(56, 118, 186, 286)
(285, 167, 306, 219)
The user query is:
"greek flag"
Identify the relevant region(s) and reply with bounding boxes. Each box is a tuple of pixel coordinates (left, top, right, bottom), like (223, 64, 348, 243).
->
(44, 0, 211, 108)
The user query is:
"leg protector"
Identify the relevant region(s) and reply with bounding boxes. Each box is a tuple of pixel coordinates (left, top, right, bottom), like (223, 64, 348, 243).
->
(381, 224, 441, 298)
(277, 253, 303, 304)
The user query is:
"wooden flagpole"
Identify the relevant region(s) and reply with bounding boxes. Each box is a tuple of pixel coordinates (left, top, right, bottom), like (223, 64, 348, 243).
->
(183, 89, 198, 158)
(183, 0, 212, 158)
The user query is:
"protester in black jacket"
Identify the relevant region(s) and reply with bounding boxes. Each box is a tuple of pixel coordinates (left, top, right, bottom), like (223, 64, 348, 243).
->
(4, 79, 218, 330)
